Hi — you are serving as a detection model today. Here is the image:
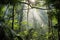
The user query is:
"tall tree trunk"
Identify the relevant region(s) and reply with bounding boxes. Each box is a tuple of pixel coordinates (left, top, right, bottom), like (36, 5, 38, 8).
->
(12, 4, 15, 30)
(27, 1, 29, 30)
(47, 5, 53, 40)
(25, 0, 30, 40)
(48, 12, 52, 40)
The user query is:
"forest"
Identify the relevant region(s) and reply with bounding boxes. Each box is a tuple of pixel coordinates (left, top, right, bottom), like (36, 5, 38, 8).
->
(0, 0, 60, 40)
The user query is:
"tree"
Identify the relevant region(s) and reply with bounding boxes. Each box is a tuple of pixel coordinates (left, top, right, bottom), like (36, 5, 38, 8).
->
(45, 0, 60, 40)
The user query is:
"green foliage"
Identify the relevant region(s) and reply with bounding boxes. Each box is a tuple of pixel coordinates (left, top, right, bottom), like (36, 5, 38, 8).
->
(32, 31, 38, 38)
(21, 21, 27, 25)
(0, 5, 6, 17)
(52, 16, 57, 25)
(0, 0, 59, 40)
(19, 30, 28, 37)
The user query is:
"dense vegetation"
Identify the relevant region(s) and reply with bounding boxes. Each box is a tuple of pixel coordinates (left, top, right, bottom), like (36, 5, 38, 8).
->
(0, 0, 60, 40)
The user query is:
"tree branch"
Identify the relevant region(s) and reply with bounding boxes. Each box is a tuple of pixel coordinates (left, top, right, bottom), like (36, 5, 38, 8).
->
(18, 1, 51, 10)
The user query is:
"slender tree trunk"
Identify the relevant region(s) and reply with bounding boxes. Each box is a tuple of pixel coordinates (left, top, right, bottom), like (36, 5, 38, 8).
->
(47, 5, 53, 40)
(11, 4, 15, 40)
(27, 1, 29, 29)
(48, 13, 52, 40)
(25, 0, 30, 40)
(12, 4, 15, 30)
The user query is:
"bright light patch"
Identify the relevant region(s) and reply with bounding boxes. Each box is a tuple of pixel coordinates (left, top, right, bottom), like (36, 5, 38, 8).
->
(30, 0, 35, 3)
